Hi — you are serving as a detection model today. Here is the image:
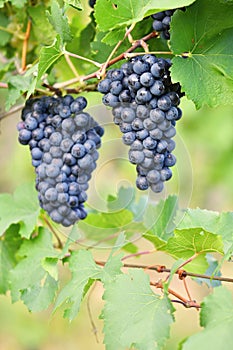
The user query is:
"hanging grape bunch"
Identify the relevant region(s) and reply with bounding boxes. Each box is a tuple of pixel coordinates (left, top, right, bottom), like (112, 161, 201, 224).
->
(17, 95, 104, 227)
(98, 54, 182, 193)
(151, 10, 176, 39)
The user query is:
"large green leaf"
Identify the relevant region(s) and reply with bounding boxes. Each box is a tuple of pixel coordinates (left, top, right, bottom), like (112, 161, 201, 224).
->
(181, 286, 233, 350)
(0, 183, 40, 238)
(54, 249, 123, 320)
(0, 225, 22, 294)
(170, 0, 233, 108)
(103, 269, 174, 350)
(9, 228, 59, 311)
(95, 0, 196, 32)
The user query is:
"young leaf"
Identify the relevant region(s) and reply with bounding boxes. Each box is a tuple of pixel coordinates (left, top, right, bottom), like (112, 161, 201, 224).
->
(46, 0, 72, 43)
(0, 224, 22, 294)
(37, 35, 63, 82)
(176, 208, 233, 255)
(0, 183, 40, 239)
(95, 0, 196, 32)
(163, 228, 224, 273)
(54, 250, 102, 320)
(181, 286, 233, 350)
(170, 0, 233, 108)
(103, 269, 174, 350)
(9, 228, 59, 311)
(143, 195, 178, 249)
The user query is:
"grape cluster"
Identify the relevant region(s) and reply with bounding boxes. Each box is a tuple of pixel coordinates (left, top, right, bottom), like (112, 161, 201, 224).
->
(97, 54, 182, 193)
(17, 95, 104, 227)
(151, 10, 176, 39)
(89, 0, 96, 8)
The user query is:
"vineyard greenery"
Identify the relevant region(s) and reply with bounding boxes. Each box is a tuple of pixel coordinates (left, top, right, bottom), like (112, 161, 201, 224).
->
(0, 0, 233, 349)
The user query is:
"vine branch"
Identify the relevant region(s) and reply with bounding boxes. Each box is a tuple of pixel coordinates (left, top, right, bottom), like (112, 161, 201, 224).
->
(95, 261, 233, 284)
(53, 30, 159, 89)
(21, 19, 32, 71)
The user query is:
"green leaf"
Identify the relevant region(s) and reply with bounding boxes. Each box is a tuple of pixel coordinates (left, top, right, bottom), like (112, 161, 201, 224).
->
(37, 35, 63, 82)
(9, 228, 59, 311)
(54, 250, 102, 320)
(103, 269, 174, 350)
(0, 13, 11, 46)
(46, 0, 72, 43)
(176, 208, 233, 255)
(95, 0, 196, 32)
(28, 4, 57, 45)
(195, 254, 221, 288)
(20, 274, 58, 312)
(181, 286, 233, 350)
(0, 224, 22, 294)
(143, 195, 178, 249)
(163, 229, 224, 273)
(64, 0, 83, 10)
(0, 183, 40, 238)
(170, 0, 233, 108)
(5, 64, 38, 109)
(78, 209, 134, 242)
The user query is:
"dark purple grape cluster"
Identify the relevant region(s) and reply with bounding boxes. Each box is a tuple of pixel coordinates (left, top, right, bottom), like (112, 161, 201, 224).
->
(97, 54, 182, 193)
(152, 9, 176, 39)
(17, 95, 104, 227)
(89, 0, 96, 8)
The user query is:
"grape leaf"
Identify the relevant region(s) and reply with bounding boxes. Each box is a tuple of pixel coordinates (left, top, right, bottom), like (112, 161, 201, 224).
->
(0, 1, 6, 8)
(163, 228, 224, 273)
(170, 0, 233, 109)
(37, 35, 63, 82)
(176, 208, 233, 255)
(9, 228, 59, 311)
(143, 195, 178, 249)
(5, 64, 38, 109)
(0, 13, 11, 47)
(20, 275, 58, 312)
(0, 225, 22, 294)
(181, 286, 233, 350)
(95, 0, 196, 32)
(0, 183, 40, 239)
(195, 254, 221, 288)
(103, 269, 174, 350)
(28, 4, 56, 45)
(54, 250, 102, 320)
(64, 0, 83, 10)
(46, 0, 72, 43)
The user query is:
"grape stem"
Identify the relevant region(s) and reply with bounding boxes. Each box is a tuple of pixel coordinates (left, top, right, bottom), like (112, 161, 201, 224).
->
(21, 19, 32, 72)
(150, 280, 201, 309)
(41, 214, 63, 249)
(63, 50, 102, 68)
(53, 30, 159, 89)
(87, 282, 100, 343)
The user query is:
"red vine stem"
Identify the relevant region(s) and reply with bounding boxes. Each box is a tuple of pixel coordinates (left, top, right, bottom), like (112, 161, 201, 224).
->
(53, 30, 159, 89)
(0, 82, 8, 89)
(150, 281, 201, 309)
(95, 261, 233, 284)
(21, 19, 32, 72)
